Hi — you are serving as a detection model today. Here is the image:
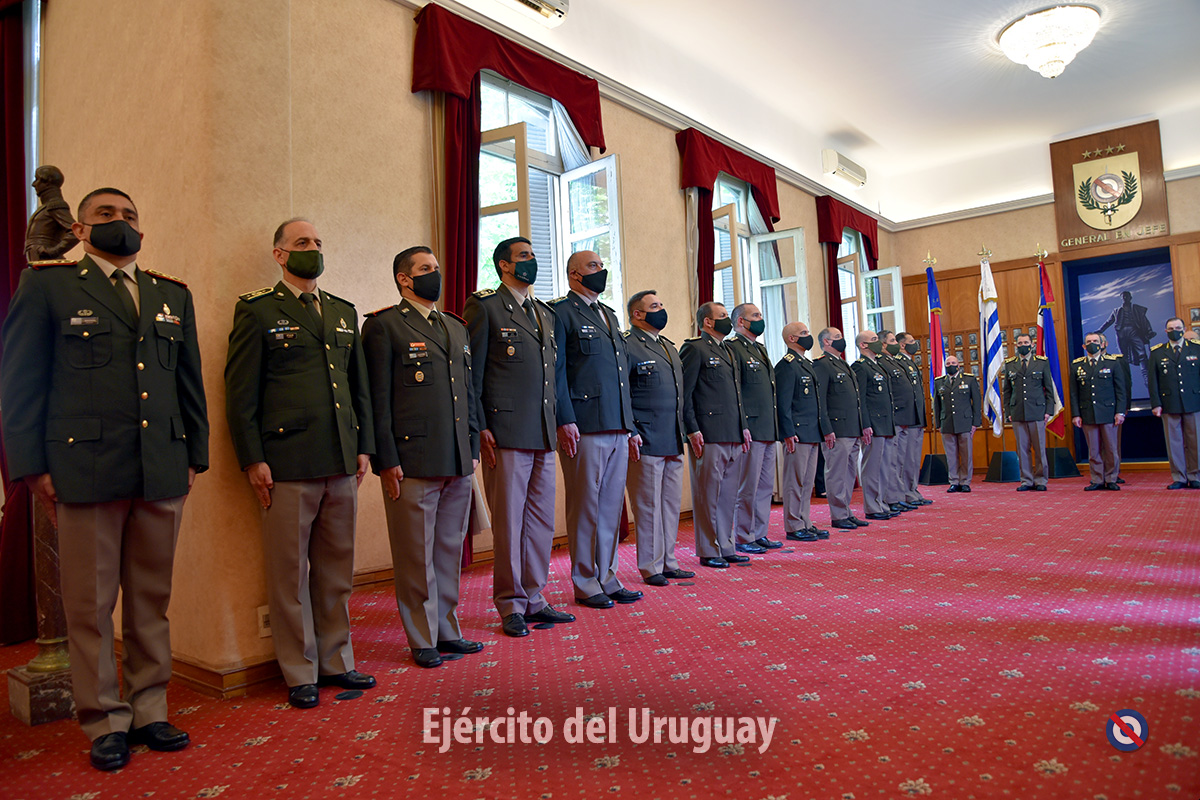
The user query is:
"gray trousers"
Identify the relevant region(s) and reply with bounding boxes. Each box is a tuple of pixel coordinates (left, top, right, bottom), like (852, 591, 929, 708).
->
(823, 436, 861, 521)
(882, 432, 906, 504)
(689, 442, 743, 558)
(381, 475, 470, 651)
(1013, 419, 1048, 487)
(261, 475, 357, 688)
(734, 440, 776, 544)
(58, 495, 186, 740)
(1082, 423, 1119, 484)
(1162, 411, 1200, 483)
(782, 442, 819, 532)
(896, 425, 926, 502)
(859, 434, 892, 514)
(485, 448, 556, 618)
(559, 431, 627, 598)
(628, 453, 683, 577)
(943, 432, 973, 485)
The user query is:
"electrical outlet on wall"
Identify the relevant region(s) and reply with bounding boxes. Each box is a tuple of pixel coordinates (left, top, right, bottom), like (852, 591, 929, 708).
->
(257, 605, 272, 638)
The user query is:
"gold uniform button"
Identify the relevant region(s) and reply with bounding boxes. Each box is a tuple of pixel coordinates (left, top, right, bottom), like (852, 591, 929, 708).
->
(137, 362, 145, 370)
(283, 343, 289, 348)
(142, 420, 149, 428)
(329, 363, 335, 370)
(336, 402, 341, 409)
(278, 427, 284, 433)
(67, 437, 74, 444)
(82, 331, 89, 338)
(325, 344, 331, 351)
(332, 382, 338, 389)
(141, 392, 149, 399)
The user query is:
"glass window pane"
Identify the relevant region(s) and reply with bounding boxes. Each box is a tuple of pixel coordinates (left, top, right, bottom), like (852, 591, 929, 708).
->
(510, 93, 555, 156)
(480, 146, 517, 207)
(715, 267, 736, 313)
(478, 211, 519, 290)
(759, 284, 787, 364)
(480, 80, 508, 131)
(567, 167, 609, 235)
(528, 168, 557, 300)
(841, 301, 860, 363)
(715, 226, 732, 264)
(838, 267, 856, 299)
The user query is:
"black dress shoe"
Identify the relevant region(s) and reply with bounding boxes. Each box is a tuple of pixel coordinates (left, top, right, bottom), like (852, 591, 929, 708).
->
(1084, 482, 1104, 491)
(961, 485, 973, 492)
(609, 588, 644, 604)
(90, 732, 130, 771)
(412, 648, 443, 668)
(576, 593, 614, 609)
(1116, 477, 1125, 484)
(317, 670, 377, 690)
(913, 498, 933, 505)
(830, 518, 858, 530)
(723, 554, 750, 564)
(700, 557, 730, 569)
(753, 537, 783, 549)
(1167, 481, 1187, 489)
(501, 613, 529, 637)
(662, 568, 695, 579)
(848, 515, 871, 527)
(735, 542, 766, 554)
(865, 512, 893, 520)
(437, 639, 484, 655)
(1016, 484, 1033, 492)
(947, 485, 961, 493)
(129, 722, 190, 752)
(889, 503, 907, 513)
(1104, 482, 1120, 491)
(288, 684, 319, 709)
(786, 530, 819, 542)
(645, 574, 669, 586)
(526, 606, 576, 624)
(1032, 485, 1045, 491)
(1189, 481, 1200, 489)
(812, 527, 831, 539)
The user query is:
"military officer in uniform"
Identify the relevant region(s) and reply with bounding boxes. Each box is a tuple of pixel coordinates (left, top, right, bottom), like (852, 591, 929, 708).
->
(726, 303, 783, 553)
(225, 218, 376, 710)
(894, 332, 931, 506)
(681, 302, 752, 568)
(362, 246, 482, 668)
(878, 330, 923, 513)
(1148, 317, 1200, 489)
(813, 327, 873, 529)
(464, 237, 573, 638)
(1001, 332, 1055, 491)
(934, 355, 981, 491)
(1099, 333, 1131, 484)
(623, 290, 694, 586)
(1070, 332, 1128, 491)
(851, 331, 896, 521)
(2, 188, 208, 770)
(551, 250, 642, 608)
(775, 321, 827, 542)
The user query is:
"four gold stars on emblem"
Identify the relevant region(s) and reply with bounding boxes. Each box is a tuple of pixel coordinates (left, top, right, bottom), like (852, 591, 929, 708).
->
(1081, 143, 1126, 159)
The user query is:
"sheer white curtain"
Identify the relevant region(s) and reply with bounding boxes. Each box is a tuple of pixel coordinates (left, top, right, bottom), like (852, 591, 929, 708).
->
(685, 187, 700, 326)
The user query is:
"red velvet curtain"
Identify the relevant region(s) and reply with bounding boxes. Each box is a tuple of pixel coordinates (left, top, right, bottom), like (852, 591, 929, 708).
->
(674, 128, 779, 309)
(439, 74, 482, 318)
(816, 195, 879, 332)
(0, 0, 34, 644)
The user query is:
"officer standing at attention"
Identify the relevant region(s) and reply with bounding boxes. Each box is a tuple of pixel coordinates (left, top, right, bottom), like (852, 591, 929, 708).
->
(775, 321, 828, 542)
(1147, 316, 1200, 489)
(225, 218, 376, 710)
(623, 290, 694, 587)
(851, 331, 897, 521)
(725, 303, 783, 554)
(1098, 333, 1131, 484)
(1071, 331, 1128, 491)
(2, 188, 209, 770)
(362, 246, 482, 668)
(813, 327, 872, 530)
(893, 332, 932, 506)
(464, 238, 573, 638)
(878, 330, 921, 513)
(680, 302, 752, 568)
(1001, 332, 1055, 492)
(551, 250, 642, 609)
(934, 355, 981, 492)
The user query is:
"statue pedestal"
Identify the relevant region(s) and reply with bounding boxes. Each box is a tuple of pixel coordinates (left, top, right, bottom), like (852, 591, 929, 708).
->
(8, 666, 74, 727)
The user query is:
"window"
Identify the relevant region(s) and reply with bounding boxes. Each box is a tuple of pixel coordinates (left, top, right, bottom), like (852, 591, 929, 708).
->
(837, 229, 905, 363)
(477, 73, 625, 323)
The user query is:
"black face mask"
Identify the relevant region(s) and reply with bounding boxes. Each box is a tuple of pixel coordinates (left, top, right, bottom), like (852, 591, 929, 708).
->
(945, 364, 959, 375)
(284, 249, 325, 280)
(512, 257, 538, 285)
(747, 319, 766, 336)
(644, 309, 668, 330)
(713, 317, 733, 336)
(1085, 342, 1101, 355)
(797, 334, 814, 350)
(579, 268, 608, 293)
(831, 338, 847, 353)
(409, 270, 442, 302)
(886, 343, 901, 356)
(85, 219, 141, 257)
(867, 341, 884, 355)
(904, 342, 919, 355)
(1168, 330, 1184, 342)
(1017, 345, 1031, 356)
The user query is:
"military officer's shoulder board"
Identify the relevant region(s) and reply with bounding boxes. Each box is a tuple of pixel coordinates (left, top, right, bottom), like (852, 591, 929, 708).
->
(473, 288, 496, 298)
(364, 305, 393, 318)
(1032, 354, 1048, 361)
(1110, 352, 1124, 358)
(143, 268, 187, 287)
(1102, 354, 1120, 361)
(683, 335, 701, 342)
(621, 330, 632, 339)
(549, 295, 569, 305)
(1152, 342, 1168, 351)
(783, 352, 796, 362)
(1072, 355, 1087, 364)
(660, 335, 675, 346)
(321, 290, 354, 307)
(240, 286, 274, 302)
(28, 258, 77, 270)
(1004, 355, 1017, 363)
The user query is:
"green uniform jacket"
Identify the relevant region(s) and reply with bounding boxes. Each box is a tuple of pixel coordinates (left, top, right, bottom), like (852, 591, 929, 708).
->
(1147, 340, 1200, 414)
(933, 373, 983, 434)
(851, 355, 896, 437)
(1, 257, 209, 503)
(725, 333, 779, 442)
(1070, 354, 1128, 425)
(813, 352, 870, 439)
(1001, 355, 1056, 422)
(224, 281, 373, 481)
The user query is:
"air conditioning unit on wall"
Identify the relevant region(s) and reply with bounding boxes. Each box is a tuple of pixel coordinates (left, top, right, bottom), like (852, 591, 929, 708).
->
(821, 149, 867, 188)
(497, 0, 569, 28)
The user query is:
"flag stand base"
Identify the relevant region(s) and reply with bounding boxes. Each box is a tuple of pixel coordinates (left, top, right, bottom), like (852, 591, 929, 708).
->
(1047, 447, 1081, 478)
(984, 451, 1021, 482)
(918, 454, 949, 485)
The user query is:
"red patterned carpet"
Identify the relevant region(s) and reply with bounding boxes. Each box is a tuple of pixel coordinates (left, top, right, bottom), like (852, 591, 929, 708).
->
(3, 471, 1199, 799)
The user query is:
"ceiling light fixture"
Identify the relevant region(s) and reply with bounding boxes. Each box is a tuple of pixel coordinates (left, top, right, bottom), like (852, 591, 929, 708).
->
(997, 4, 1101, 79)
(491, 0, 569, 29)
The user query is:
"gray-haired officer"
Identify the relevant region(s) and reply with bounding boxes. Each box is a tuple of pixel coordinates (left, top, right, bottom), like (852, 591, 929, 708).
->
(726, 302, 782, 553)
(1001, 332, 1055, 492)
(878, 330, 921, 513)
(813, 327, 872, 529)
(934, 355, 981, 491)
(775, 321, 827, 541)
(1098, 333, 1131, 484)
(1071, 331, 1127, 491)
(1147, 316, 1200, 489)
(680, 302, 752, 568)
(851, 331, 896, 521)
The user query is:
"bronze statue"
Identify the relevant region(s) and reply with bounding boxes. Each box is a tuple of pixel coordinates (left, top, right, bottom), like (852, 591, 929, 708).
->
(24, 165, 78, 262)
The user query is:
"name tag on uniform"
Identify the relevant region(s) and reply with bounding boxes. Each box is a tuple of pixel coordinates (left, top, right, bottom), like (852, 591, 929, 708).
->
(70, 317, 100, 326)
(580, 325, 598, 337)
(269, 325, 301, 340)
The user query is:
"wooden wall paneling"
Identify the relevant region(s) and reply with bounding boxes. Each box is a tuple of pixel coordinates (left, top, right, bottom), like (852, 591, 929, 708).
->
(1172, 241, 1200, 329)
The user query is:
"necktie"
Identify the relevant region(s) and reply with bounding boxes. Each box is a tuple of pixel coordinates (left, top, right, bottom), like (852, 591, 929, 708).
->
(430, 309, 450, 349)
(111, 269, 138, 323)
(299, 292, 323, 332)
(591, 302, 608, 331)
(523, 298, 539, 333)
(660, 339, 673, 364)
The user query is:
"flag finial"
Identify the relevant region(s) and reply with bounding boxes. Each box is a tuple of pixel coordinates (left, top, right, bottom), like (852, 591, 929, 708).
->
(1034, 244, 1048, 261)
(978, 245, 992, 259)
(923, 251, 937, 268)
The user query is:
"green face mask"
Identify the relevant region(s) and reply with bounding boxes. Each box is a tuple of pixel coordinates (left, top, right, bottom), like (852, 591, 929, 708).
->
(747, 319, 766, 336)
(886, 343, 901, 356)
(284, 249, 325, 280)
